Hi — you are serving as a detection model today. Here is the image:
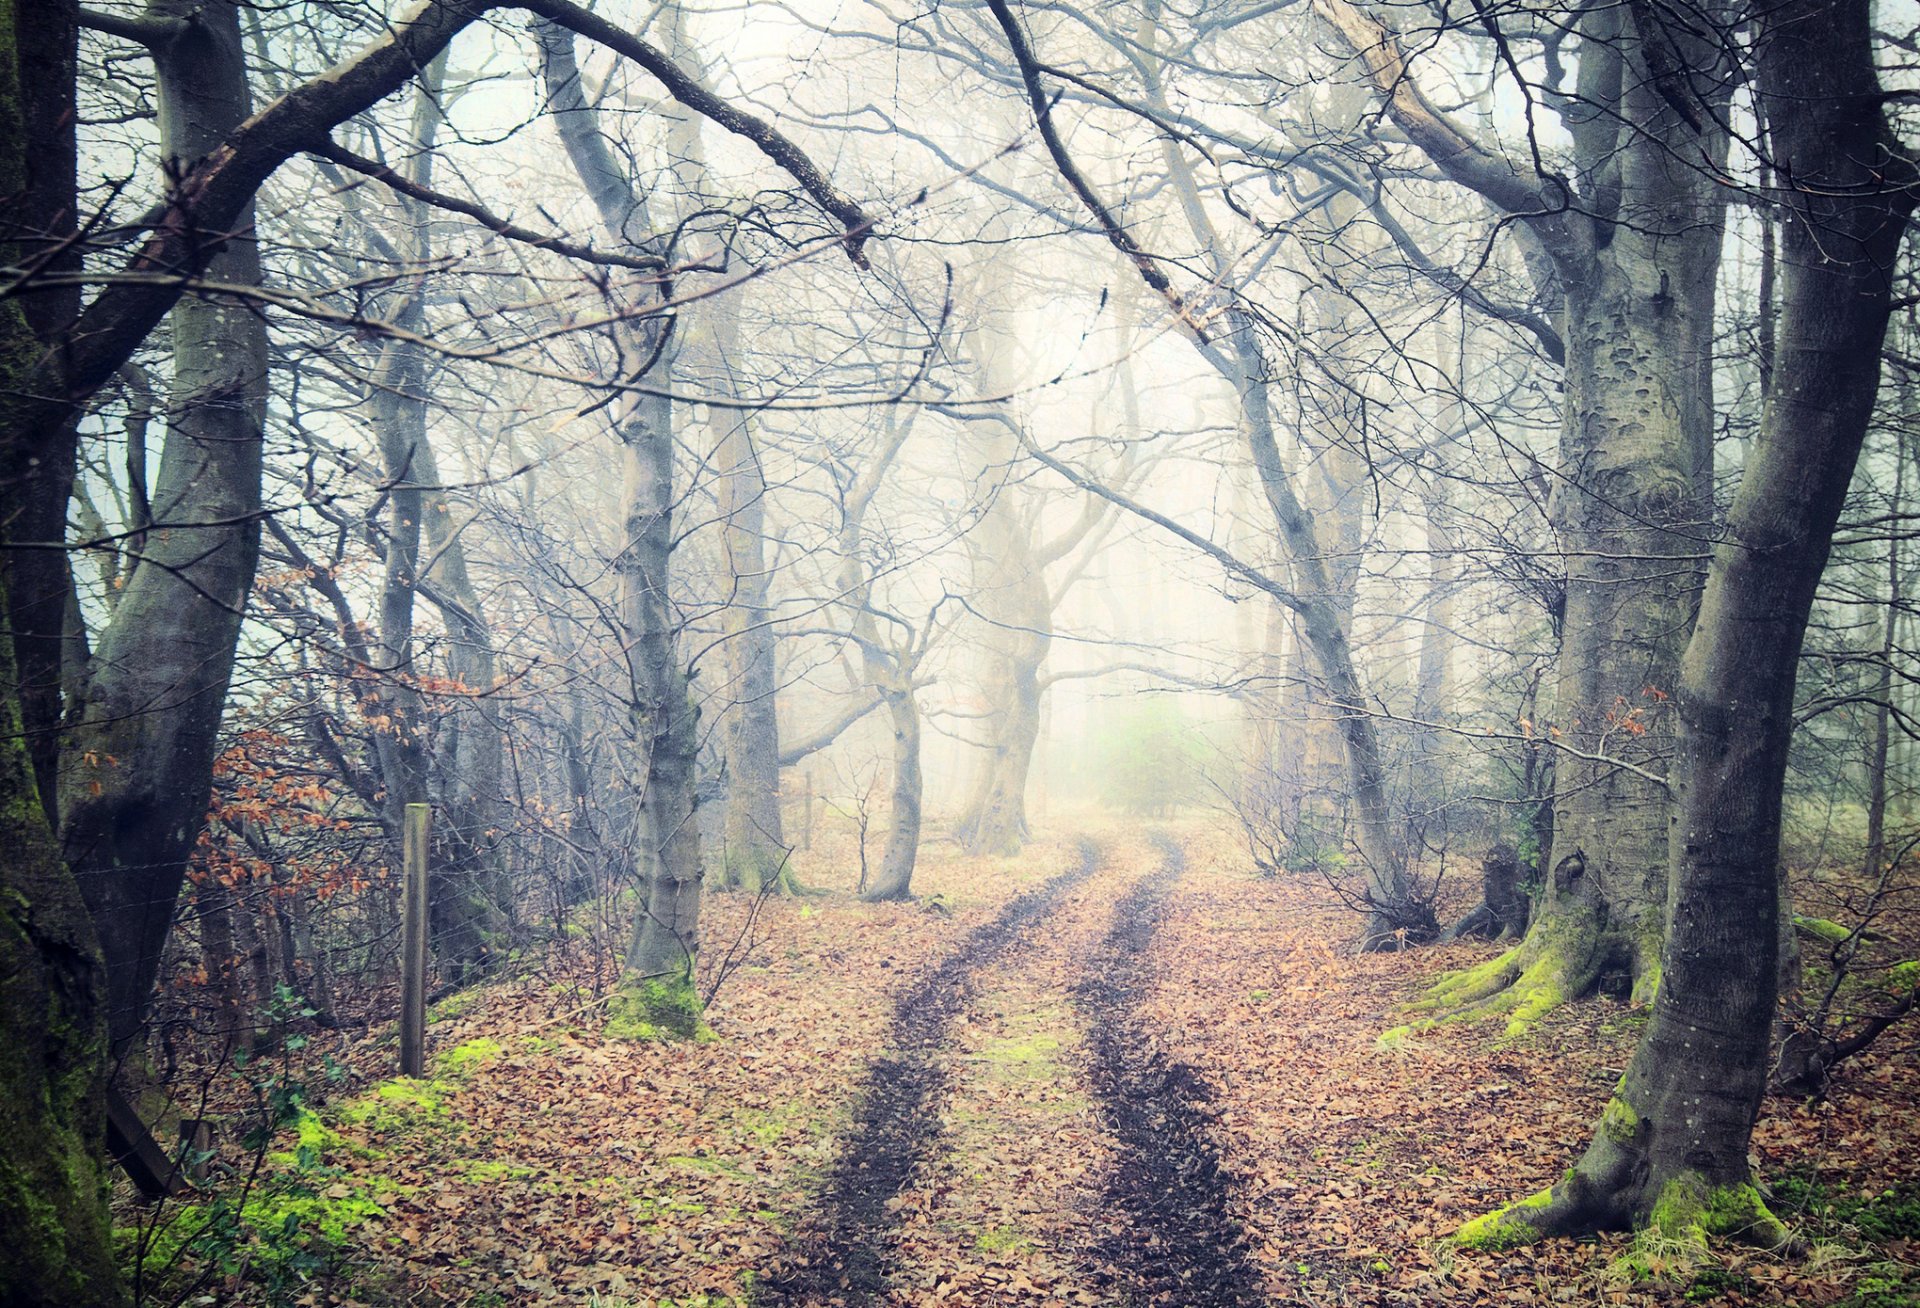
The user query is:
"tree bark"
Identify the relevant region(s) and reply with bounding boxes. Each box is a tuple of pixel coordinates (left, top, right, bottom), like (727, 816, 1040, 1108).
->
(0, 0, 81, 825)
(0, 580, 120, 1306)
(953, 502, 1051, 857)
(862, 687, 925, 902)
(60, 0, 268, 1052)
(1334, 0, 1732, 1023)
(0, 6, 118, 1288)
(539, 18, 707, 1035)
(715, 411, 789, 892)
(1459, 0, 1916, 1246)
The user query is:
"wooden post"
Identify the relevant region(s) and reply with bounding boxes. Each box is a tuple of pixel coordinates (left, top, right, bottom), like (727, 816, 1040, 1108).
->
(801, 771, 814, 851)
(400, 802, 430, 1078)
(177, 1119, 214, 1184)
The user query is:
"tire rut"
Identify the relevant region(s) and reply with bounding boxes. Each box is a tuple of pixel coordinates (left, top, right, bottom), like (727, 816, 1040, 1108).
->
(1076, 831, 1266, 1307)
(761, 838, 1103, 1306)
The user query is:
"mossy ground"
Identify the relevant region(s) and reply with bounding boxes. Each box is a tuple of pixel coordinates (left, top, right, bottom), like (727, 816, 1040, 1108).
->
(605, 975, 713, 1042)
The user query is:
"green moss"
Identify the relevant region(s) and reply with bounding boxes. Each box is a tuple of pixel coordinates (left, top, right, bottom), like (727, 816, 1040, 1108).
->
(339, 1077, 450, 1136)
(434, 1036, 502, 1076)
(427, 989, 483, 1024)
(1646, 1176, 1788, 1249)
(1794, 916, 1856, 946)
(1838, 1262, 1920, 1308)
(1504, 982, 1568, 1038)
(974, 1225, 1036, 1255)
(666, 1154, 748, 1179)
(1453, 1187, 1554, 1251)
(1885, 960, 1918, 994)
(1598, 1097, 1642, 1145)
(605, 975, 710, 1042)
(1376, 1025, 1412, 1051)
(1631, 961, 1662, 1005)
(454, 1159, 535, 1183)
(1404, 947, 1521, 1014)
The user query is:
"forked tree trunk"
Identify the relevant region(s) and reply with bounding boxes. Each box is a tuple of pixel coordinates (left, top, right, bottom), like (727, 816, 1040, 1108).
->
(1399, 2, 1729, 1028)
(1460, 0, 1915, 1246)
(60, 0, 268, 1052)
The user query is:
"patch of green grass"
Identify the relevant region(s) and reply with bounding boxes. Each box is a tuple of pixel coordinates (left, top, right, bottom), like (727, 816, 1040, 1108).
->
(666, 1153, 749, 1179)
(434, 1036, 503, 1075)
(454, 1159, 536, 1183)
(427, 989, 483, 1024)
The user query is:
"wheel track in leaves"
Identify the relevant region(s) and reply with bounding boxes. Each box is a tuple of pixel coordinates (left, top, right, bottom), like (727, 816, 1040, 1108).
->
(1075, 830, 1266, 1307)
(759, 837, 1104, 1306)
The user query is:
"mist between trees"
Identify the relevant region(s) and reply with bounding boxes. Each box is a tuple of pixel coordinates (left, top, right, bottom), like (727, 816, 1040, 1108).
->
(1, 0, 1918, 1302)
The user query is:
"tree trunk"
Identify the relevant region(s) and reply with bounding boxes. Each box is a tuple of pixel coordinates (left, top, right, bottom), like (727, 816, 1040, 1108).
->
(610, 388, 708, 1030)
(59, 0, 267, 1052)
(364, 59, 500, 983)
(1410, 3, 1729, 1028)
(1864, 448, 1903, 879)
(0, 0, 81, 825)
(1460, 0, 1915, 1247)
(0, 20, 112, 1255)
(716, 410, 789, 892)
(954, 502, 1051, 857)
(0, 579, 121, 1305)
(540, 19, 708, 1037)
(863, 687, 925, 902)
(195, 881, 246, 1050)
(1230, 316, 1439, 948)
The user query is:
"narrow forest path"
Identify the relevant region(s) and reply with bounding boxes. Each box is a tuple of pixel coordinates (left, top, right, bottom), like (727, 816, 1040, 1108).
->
(1075, 833, 1265, 1307)
(202, 818, 1920, 1308)
(760, 838, 1104, 1303)
(764, 830, 1263, 1306)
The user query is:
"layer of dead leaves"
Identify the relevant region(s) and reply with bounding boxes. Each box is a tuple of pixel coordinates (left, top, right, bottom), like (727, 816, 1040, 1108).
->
(144, 814, 1918, 1306)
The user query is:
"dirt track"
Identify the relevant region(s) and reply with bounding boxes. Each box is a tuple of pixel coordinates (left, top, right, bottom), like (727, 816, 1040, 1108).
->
(760, 838, 1104, 1304)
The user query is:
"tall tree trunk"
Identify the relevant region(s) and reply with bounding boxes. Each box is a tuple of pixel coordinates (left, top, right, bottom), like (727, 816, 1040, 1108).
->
(0, 579, 120, 1306)
(0, 0, 81, 823)
(953, 503, 1051, 856)
(60, 0, 267, 1052)
(539, 19, 707, 1036)
(862, 686, 925, 902)
(364, 57, 499, 982)
(0, 13, 120, 1284)
(715, 413, 788, 891)
(1460, 0, 1916, 1246)
(1864, 447, 1904, 879)
(1388, 1, 1731, 1028)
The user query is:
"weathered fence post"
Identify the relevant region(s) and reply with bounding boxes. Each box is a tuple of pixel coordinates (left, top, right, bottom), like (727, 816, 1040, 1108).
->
(400, 802, 430, 1077)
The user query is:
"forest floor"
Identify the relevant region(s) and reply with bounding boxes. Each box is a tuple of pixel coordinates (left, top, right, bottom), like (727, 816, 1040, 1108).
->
(124, 817, 1920, 1307)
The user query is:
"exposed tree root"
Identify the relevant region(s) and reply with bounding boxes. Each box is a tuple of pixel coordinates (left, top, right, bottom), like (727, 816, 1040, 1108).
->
(1394, 863, 1673, 1037)
(1452, 1097, 1792, 1256)
(1400, 919, 1607, 1038)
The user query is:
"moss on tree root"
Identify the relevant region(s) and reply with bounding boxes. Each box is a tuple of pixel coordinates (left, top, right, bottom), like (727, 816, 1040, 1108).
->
(1645, 1176, 1789, 1250)
(1398, 942, 1585, 1039)
(1453, 1187, 1557, 1250)
(1453, 1164, 1791, 1259)
(605, 974, 712, 1042)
